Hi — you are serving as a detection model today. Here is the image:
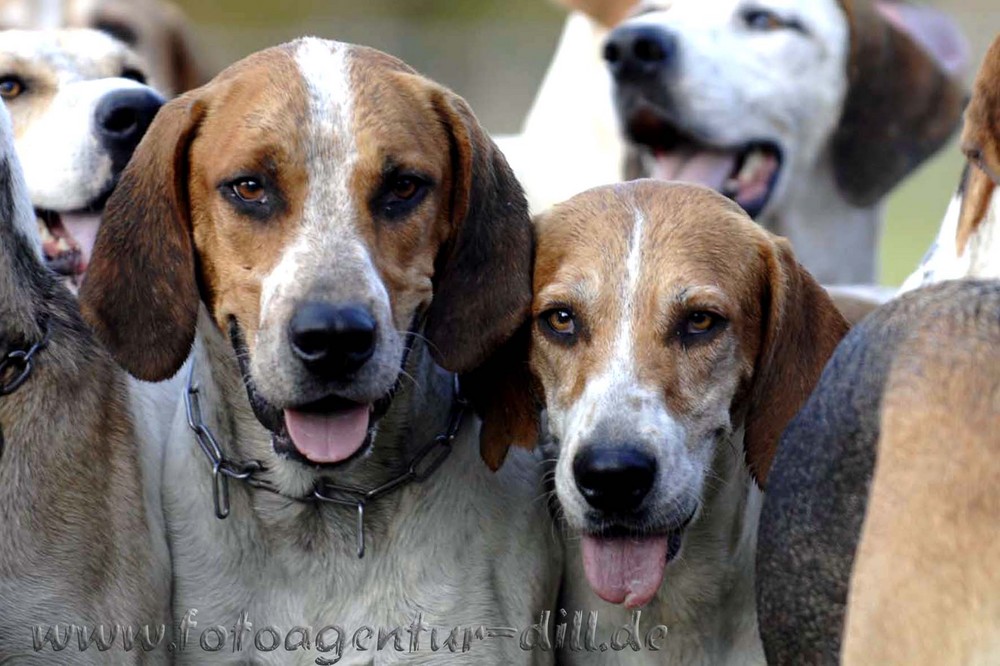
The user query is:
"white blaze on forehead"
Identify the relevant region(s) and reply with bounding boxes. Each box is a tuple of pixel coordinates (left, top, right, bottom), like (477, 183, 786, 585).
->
(259, 39, 389, 321)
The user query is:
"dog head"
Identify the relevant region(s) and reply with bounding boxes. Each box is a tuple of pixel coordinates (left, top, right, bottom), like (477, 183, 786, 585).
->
(491, 181, 846, 607)
(901, 34, 1000, 290)
(0, 28, 164, 281)
(604, 0, 966, 219)
(0, 0, 205, 95)
(80, 39, 532, 474)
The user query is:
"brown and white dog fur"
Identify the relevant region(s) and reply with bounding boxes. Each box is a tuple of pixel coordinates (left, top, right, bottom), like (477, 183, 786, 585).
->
(0, 0, 205, 96)
(494, 0, 636, 214)
(488, 181, 848, 665)
(0, 101, 170, 662)
(0, 28, 164, 286)
(603, 0, 967, 285)
(81, 38, 561, 665)
(902, 32, 1000, 291)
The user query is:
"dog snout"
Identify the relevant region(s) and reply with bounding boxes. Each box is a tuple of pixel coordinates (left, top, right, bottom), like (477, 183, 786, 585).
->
(573, 446, 657, 513)
(288, 302, 377, 380)
(604, 24, 678, 81)
(94, 88, 165, 171)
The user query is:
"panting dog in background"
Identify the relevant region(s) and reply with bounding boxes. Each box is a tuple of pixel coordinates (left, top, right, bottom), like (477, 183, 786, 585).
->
(483, 180, 848, 665)
(603, 0, 968, 286)
(81, 38, 562, 665)
(0, 101, 170, 663)
(0, 28, 164, 287)
(0, 0, 206, 96)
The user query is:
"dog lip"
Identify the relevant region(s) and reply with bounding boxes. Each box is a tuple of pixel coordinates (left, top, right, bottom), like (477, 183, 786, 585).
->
(583, 503, 697, 542)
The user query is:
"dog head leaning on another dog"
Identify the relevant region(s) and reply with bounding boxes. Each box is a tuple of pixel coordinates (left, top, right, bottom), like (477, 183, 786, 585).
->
(0, 28, 164, 284)
(603, 0, 967, 284)
(0, 0, 205, 95)
(902, 32, 1000, 290)
(482, 182, 846, 624)
(80, 38, 533, 484)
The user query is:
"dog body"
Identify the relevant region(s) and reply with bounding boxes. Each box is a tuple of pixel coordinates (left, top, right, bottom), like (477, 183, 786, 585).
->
(0, 102, 170, 663)
(604, 0, 966, 284)
(0, 28, 164, 282)
(493, 181, 847, 664)
(0, 0, 204, 95)
(757, 280, 1000, 665)
(81, 39, 561, 665)
(903, 34, 1000, 291)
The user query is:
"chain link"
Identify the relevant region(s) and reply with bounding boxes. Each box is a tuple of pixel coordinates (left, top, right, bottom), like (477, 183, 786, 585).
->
(185, 364, 468, 556)
(0, 320, 50, 397)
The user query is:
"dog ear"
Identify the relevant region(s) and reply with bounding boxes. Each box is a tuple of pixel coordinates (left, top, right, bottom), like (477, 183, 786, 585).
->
(80, 94, 205, 382)
(160, 1, 208, 94)
(424, 86, 535, 375)
(832, 0, 968, 206)
(956, 165, 996, 255)
(744, 238, 850, 486)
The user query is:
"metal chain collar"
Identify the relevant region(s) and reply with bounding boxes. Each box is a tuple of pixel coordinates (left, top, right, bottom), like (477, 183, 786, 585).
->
(184, 363, 468, 558)
(0, 319, 50, 397)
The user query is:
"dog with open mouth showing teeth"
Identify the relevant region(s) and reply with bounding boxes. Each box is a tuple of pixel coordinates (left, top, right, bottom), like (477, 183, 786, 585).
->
(0, 28, 164, 287)
(485, 180, 848, 665)
(603, 0, 968, 285)
(80, 38, 561, 665)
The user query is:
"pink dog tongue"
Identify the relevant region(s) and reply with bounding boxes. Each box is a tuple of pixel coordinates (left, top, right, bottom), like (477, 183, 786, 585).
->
(652, 149, 735, 190)
(581, 535, 669, 609)
(284, 405, 370, 464)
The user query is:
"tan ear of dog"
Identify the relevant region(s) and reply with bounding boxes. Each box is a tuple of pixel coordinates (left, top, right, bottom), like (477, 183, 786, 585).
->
(745, 238, 850, 485)
(80, 94, 204, 382)
(957, 35, 1000, 254)
(423, 87, 535, 376)
(160, 0, 208, 94)
(832, 0, 967, 206)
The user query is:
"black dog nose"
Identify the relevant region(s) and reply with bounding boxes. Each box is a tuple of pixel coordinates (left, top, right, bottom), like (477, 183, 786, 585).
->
(94, 88, 164, 172)
(573, 447, 657, 513)
(604, 24, 678, 80)
(288, 303, 376, 379)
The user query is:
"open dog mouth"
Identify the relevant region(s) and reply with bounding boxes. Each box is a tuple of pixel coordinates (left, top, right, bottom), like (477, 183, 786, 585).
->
(579, 507, 696, 609)
(278, 392, 392, 466)
(36, 209, 86, 279)
(626, 104, 783, 219)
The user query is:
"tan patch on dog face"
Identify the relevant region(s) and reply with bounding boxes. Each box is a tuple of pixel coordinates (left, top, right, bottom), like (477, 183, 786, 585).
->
(957, 35, 1000, 253)
(531, 182, 765, 423)
(185, 49, 308, 347)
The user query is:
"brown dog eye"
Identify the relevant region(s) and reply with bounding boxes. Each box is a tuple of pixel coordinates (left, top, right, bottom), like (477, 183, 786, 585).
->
(233, 179, 267, 204)
(544, 309, 576, 336)
(390, 176, 420, 200)
(685, 312, 718, 335)
(0, 76, 25, 100)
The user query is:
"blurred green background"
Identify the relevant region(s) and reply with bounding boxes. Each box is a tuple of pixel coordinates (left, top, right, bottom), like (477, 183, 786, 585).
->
(174, 0, 1000, 286)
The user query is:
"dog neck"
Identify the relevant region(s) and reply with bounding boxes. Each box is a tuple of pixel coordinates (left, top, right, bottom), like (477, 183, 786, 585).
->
(195, 314, 456, 535)
(764, 150, 881, 286)
(644, 429, 764, 661)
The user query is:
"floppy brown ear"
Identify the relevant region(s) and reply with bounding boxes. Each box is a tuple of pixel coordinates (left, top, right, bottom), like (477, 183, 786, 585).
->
(79, 94, 205, 381)
(832, 0, 968, 206)
(745, 238, 850, 486)
(461, 325, 542, 470)
(956, 164, 996, 255)
(424, 87, 535, 375)
(161, 1, 208, 94)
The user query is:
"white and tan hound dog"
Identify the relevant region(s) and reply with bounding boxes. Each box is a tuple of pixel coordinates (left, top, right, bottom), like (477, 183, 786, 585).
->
(0, 98, 170, 663)
(903, 32, 1000, 291)
(0, 28, 164, 284)
(0, 0, 205, 96)
(602, 0, 967, 285)
(81, 39, 561, 665)
(487, 180, 848, 665)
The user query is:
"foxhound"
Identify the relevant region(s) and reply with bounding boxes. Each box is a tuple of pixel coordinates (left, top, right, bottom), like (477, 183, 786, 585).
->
(902, 32, 1000, 291)
(0, 100, 170, 663)
(0, 28, 164, 285)
(603, 0, 968, 284)
(0, 0, 206, 95)
(758, 280, 1000, 665)
(81, 38, 561, 665)
(485, 180, 848, 664)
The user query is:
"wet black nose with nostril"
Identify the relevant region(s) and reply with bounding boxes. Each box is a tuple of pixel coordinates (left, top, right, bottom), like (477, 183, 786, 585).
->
(288, 303, 376, 380)
(604, 24, 678, 80)
(94, 88, 164, 172)
(573, 447, 657, 513)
